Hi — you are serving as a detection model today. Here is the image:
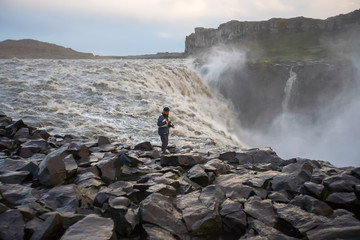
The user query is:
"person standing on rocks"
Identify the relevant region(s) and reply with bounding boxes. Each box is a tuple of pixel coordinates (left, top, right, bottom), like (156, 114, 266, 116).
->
(157, 107, 174, 154)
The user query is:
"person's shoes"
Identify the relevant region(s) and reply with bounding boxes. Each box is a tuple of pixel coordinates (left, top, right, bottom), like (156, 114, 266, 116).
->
(162, 150, 169, 155)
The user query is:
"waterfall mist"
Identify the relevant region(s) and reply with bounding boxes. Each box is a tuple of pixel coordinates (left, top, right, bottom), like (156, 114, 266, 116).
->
(193, 45, 360, 167)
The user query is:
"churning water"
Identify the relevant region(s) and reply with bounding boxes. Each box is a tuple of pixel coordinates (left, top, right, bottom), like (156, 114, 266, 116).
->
(0, 58, 241, 149)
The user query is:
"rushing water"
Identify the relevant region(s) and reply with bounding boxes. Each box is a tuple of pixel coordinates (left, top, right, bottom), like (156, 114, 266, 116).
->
(282, 67, 297, 113)
(0, 58, 241, 149)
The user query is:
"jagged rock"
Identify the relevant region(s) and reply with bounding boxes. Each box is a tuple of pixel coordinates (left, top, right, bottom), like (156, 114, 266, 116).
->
(5, 119, 26, 136)
(271, 161, 313, 193)
(14, 127, 30, 140)
(0, 209, 25, 240)
(244, 196, 277, 227)
(0, 203, 9, 213)
(60, 214, 116, 240)
(351, 167, 360, 179)
(95, 155, 119, 184)
(109, 197, 138, 236)
(187, 164, 209, 187)
(25, 217, 44, 240)
(40, 185, 78, 212)
(143, 224, 178, 240)
(304, 181, 325, 199)
(220, 199, 247, 235)
(30, 213, 63, 240)
(58, 212, 85, 229)
(219, 151, 236, 162)
(0, 170, 30, 184)
(75, 171, 104, 188)
(0, 158, 30, 171)
(273, 202, 328, 234)
(235, 148, 283, 169)
(0, 137, 17, 151)
(306, 211, 360, 240)
(146, 184, 177, 197)
(98, 136, 111, 146)
(214, 174, 256, 200)
(160, 154, 203, 167)
(139, 150, 161, 159)
(289, 195, 333, 217)
(63, 155, 77, 178)
(140, 193, 187, 238)
(175, 190, 222, 236)
(267, 191, 290, 203)
(247, 218, 300, 240)
(118, 152, 143, 167)
(326, 192, 360, 215)
(134, 141, 153, 151)
(0, 183, 39, 206)
(38, 146, 73, 186)
(19, 139, 48, 158)
(203, 159, 230, 176)
(323, 173, 360, 192)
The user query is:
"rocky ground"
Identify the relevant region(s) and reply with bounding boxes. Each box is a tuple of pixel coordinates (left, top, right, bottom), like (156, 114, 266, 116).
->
(0, 111, 360, 240)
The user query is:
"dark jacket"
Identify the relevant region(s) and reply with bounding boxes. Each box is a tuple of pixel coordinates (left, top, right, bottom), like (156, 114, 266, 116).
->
(157, 114, 170, 135)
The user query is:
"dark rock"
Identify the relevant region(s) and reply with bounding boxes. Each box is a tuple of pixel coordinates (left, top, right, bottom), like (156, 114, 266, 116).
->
(267, 191, 290, 203)
(134, 141, 153, 151)
(175, 190, 222, 236)
(30, 213, 63, 240)
(219, 151, 236, 162)
(273, 202, 328, 234)
(40, 185, 78, 212)
(140, 193, 187, 238)
(98, 136, 111, 146)
(289, 194, 333, 217)
(0, 137, 17, 151)
(63, 154, 77, 178)
(220, 199, 247, 235)
(0, 183, 39, 206)
(326, 192, 360, 215)
(146, 184, 177, 197)
(304, 181, 325, 199)
(14, 127, 30, 140)
(271, 161, 313, 193)
(19, 161, 39, 179)
(306, 212, 360, 240)
(351, 167, 360, 179)
(19, 139, 49, 158)
(323, 173, 360, 192)
(214, 174, 255, 200)
(25, 217, 44, 240)
(160, 154, 203, 167)
(16, 205, 37, 221)
(244, 196, 278, 227)
(0, 170, 30, 184)
(118, 152, 143, 167)
(0, 203, 9, 214)
(236, 148, 283, 168)
(38, 146, 72, 186)
(203, 159, 230, 176)
(0, 158, 30, 171)
(75, 171, 104, 188)
(109, 197, 138, 236)
(60, 214, 116, 240)
(187, 164, 209, 187)
(95, 155, 119, 184)
(5, 119, 26, 136)
(58, 212, 85, 229)
(142, 223, 178, 240)
(0, 209, 25, 240)
(0, 129, 6, 136)
(139, 150, 161, 159)
(248, 218, 300, 240)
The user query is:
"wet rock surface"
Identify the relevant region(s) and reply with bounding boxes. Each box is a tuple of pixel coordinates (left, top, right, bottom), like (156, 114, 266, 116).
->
(0, 113, 359, 239)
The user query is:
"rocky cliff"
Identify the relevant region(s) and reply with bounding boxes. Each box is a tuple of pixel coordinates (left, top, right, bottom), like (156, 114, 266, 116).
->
(0, 39, 94, 59)
(1, 113, 360, 239)
(185, 9, 360, 59)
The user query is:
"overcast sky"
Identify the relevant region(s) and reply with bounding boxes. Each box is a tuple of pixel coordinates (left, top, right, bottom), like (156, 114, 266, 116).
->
(1, 0, 359, 55)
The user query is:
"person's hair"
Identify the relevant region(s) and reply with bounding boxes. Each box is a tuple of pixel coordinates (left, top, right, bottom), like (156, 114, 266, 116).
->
(163, 107, 170, 112)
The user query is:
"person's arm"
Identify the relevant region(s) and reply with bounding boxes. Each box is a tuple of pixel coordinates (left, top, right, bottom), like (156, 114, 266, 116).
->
(157, 116, 168, 127)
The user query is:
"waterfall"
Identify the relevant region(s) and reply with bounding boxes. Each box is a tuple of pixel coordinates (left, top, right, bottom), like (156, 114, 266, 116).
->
(282, 67, 297, 112)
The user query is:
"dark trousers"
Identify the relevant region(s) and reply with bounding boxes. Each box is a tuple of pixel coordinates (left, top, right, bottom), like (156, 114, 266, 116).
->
(160, 134, 169, 152)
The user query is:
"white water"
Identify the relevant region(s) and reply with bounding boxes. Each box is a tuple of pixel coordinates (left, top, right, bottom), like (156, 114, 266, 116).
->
(0, 58, 242, 149)
(282, 67, 297, 112)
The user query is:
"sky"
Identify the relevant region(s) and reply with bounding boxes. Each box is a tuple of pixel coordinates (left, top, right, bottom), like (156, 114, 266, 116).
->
(1, 0, 360, 56)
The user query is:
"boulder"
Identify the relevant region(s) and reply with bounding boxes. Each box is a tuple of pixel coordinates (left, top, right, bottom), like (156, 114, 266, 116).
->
(267, 191, 290, 203)
(219, 151, 236, 162)
(96, 155, 118, 184)
(187, 164, 209, 187)
(140, 193, 187, 238)
(220, 199, 247, 235)
(19, 139, 48, 158)
(0, 137, 17, 151)
(351, 167, 360, 179)
(40, 185, 78, 212)
(0, 209, 25, 240)
(13, 127, 30, 140)
(30, 213, 63, 240)
(244, 196, 278, 227)
(323, 173, 360, 192)
(289, 195, 333, 217)
(247, 218, 300, 240)
(175, 190, 222, 236)
(304, 181, 325, 199)
(134, 141, 153, 151)
(271, 161, 313, 193)
(63, 154, 77, 178)
(143, 224, 178, 240)
(160, 154, 203, 167)
(75, 171, 104, 188)
(326, 192, 360, 215)
(60, 214, 116, 240)
(5, 119, 26, 136)
(0, 183, 39, 206)
(235, 148, 283, 169)
(108, 197, 138, 236)
(203, 159, 230, 176)
(98, 136, 111, 146)
(306, 212, 360, 240)
(214, 174, 255, 200)
(38, 146, 72, 186)
(146, 184, 177, 197)
(0, 170, 30, 184)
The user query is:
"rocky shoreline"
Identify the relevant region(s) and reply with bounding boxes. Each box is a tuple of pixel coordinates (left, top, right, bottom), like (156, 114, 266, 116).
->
(0, 111, 359, 240)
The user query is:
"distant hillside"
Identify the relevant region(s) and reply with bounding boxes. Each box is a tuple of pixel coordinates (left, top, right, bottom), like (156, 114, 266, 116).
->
(0, 39, 94, 59)
(185, 9, 360, 61)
